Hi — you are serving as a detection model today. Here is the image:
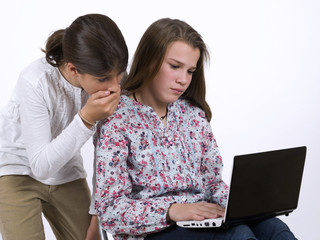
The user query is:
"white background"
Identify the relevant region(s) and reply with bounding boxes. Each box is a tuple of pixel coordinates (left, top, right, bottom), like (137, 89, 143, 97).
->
(0, 0, 319, 239)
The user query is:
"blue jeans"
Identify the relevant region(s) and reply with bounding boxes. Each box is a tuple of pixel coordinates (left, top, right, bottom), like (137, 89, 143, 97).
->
(145, 217, 297, 240)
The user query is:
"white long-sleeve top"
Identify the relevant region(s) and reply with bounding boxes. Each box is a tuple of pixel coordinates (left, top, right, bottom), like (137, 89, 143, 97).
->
(0, 58, 95, 187)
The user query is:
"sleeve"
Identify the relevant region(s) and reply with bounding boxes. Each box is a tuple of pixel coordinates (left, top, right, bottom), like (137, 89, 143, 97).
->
(89, 155, 98, 215)
(198, 115, 229, 207)
(19, 73, 95, 180)
(95, 122, 174, 237)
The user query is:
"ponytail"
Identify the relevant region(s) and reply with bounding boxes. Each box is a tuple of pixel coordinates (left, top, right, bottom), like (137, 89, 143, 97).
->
(42, 29, 65, 67)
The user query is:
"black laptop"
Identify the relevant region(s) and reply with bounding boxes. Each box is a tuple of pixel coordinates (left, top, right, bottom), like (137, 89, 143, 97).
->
(176, 146, 307, 229)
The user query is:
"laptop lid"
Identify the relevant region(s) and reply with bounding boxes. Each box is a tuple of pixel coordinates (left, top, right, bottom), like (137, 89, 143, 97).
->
(224, 146, 306, 226)
(176, 146, 307, 229)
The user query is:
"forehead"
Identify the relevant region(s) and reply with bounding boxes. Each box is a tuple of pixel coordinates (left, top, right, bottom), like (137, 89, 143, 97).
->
(93, 68, 122, 78)
(80, 68, 122, 81)
(165, 41, 200, 66)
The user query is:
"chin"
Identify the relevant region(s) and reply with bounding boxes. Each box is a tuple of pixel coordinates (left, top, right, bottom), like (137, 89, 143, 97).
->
(168, 97, 180, 103)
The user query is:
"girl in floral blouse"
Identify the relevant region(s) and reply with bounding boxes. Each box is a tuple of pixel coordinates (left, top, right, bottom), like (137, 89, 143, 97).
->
(94, 18, 297, 240)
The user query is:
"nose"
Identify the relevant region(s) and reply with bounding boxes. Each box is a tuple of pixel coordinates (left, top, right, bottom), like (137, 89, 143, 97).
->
(116, 73, 123, 84)
(176, 70, 191, 85)
(102, 74, 121, 92)
(111, 73, 122, 85)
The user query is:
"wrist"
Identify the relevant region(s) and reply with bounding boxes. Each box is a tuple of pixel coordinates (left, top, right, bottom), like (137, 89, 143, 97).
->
(166, 203, 175, 224)
(78, 110, 96, 128)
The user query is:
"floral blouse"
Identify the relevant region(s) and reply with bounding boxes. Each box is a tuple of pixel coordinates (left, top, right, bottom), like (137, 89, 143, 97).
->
(94, 95, 229, 240)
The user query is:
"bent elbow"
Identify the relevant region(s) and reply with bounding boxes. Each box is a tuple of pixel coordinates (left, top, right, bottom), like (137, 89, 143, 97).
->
(30, 167, 51, 180)
(29, 157, 53, 180)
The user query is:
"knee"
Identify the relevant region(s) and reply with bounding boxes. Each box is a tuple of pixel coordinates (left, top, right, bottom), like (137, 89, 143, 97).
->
(230, 224, 257, 240)
(264, 217, 291, 231)
(258, 217, 296, 239)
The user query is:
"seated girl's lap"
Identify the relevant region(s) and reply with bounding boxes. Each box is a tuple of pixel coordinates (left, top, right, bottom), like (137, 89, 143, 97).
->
(145, 223, 257, 240)
(146, 217, 294, 240)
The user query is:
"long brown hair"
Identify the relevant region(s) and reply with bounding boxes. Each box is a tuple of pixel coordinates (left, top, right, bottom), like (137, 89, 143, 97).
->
(43, 14, 128, 77)
(121, 18, 211, 121)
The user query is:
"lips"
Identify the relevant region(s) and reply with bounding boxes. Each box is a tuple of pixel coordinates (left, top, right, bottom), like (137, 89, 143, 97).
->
(171, 88, 183, 94)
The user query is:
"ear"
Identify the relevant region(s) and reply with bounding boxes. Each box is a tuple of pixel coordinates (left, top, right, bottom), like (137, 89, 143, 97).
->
(65, 62, 79, 77)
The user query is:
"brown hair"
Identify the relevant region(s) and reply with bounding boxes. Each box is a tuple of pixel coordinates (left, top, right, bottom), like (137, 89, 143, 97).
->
(121, 18, 211, 121)
(43, 14, 128, 77)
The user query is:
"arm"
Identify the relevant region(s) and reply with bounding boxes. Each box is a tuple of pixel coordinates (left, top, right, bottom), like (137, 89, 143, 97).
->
(86, 152, 101, 240)
(85, 215, 100, 240)
(167, 111, 228, 222)
(19, 74, 120, 180)
(19, 77, 94, 179)
(200, 119, 229, 207)
(95, 124, 174, 237)
(178, 101, 228, 206)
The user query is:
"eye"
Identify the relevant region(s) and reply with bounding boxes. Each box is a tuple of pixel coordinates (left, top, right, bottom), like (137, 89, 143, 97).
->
(187, 68, 196, 75)
(170, 64, 179, 69)
(97, 77, 110, 83)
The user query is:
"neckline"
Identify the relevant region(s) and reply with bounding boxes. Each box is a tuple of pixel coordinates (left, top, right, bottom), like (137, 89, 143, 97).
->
(132, 92, 168, 120)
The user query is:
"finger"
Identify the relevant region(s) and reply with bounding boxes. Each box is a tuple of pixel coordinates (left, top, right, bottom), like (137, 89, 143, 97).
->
(200, 202, 225, 212)
(91, 90, 111, 100)
(100, 92, 120, 108)
(196, 209, 221, 219)
(97, 93, 120, 115)
(192, 214, 205, 221)
(196, 202, 219, 211)
(195, 203, 225, 218)
(93, 91, 120, 106)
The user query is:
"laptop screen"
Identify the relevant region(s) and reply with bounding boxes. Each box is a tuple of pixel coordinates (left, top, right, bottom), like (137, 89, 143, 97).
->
(226, 146, 306, 223)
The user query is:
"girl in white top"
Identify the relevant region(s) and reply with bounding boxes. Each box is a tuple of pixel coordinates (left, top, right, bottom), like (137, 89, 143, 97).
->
(0, 14, 128, 240)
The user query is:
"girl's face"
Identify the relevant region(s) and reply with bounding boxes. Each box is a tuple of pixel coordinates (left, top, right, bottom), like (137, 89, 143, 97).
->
(146, 41, 200, 106)
(78, 69, 122, 95)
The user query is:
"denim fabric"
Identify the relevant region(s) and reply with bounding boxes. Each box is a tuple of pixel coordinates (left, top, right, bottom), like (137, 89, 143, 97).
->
(250, 217, 297, 240)
(145, 217, 297, 240)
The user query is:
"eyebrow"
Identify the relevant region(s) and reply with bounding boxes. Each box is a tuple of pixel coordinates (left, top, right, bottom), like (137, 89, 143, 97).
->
(98, 76, 110, 81)
(98, 70, 122, 81)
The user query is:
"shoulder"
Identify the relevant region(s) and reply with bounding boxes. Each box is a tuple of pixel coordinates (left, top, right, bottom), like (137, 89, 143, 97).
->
(175, 98, 207, 121)
(20, 58, 57, 80)
(18, 58, 59, 88)
(97, 95, 133, 132)
(113, 95, 133, 120)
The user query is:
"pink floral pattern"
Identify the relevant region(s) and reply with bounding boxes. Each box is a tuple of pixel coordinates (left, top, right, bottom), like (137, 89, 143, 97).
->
(94, 95, 229, 240)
